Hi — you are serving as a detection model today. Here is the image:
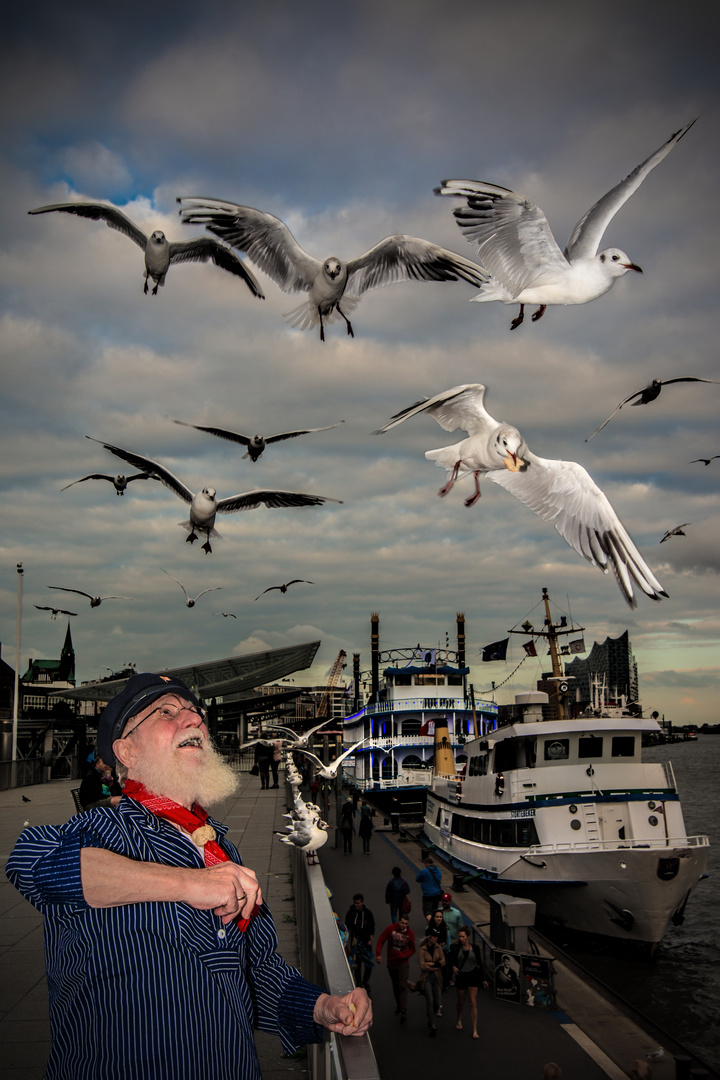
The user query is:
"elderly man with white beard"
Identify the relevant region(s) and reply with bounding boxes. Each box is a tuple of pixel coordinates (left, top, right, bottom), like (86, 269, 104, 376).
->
(7, 672, 371, 1080)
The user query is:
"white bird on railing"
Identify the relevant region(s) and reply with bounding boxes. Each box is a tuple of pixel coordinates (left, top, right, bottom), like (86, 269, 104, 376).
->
(276, 818, 330, 862)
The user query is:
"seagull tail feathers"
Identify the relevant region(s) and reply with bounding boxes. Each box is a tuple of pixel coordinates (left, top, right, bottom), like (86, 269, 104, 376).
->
(178, 520, 221, 539)
(283, 295, 360, 331)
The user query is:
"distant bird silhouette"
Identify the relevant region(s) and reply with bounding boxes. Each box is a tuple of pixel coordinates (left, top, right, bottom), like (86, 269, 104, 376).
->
(29, 202, 265, 298)
(586, 377, 720, 440)
(48, 586, 134, 608)
(161, 569, 222, 608)
(255, 579, 314, 600)
(22, 795, 31, 803)
(172, 418, 344, 461)
(294, 739, 366, 780)
(35, 605, 77, 619)
(86, 436, 342, 554)
(690, 456, 720, 466)
(178, 197, 488, 340)
(435, 120, 696, 330)
(61, 471, 155, 495)
(214, 611, 237, 618)
(659, 524, 691, 543)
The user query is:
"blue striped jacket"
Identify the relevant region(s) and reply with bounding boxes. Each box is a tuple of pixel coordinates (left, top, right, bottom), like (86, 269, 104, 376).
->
(6, 797, 325, 1080)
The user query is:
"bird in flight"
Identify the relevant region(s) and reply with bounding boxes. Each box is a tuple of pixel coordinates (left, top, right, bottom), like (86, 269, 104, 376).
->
(376, 382, 666, 608)
(660, 524, 691, 543)
(254, 579, 314, 600)
(34, 605, 77, 619)
(178, 197, 488, 340)
(172, 418, 344, 461)
(28, 201, 265, 298)
(264, 719, 334, 748)
(294, 739, 367, 780)
(61, 471, 156, 495)
(86, 436, 342, 553)
(586, 376, 720, 440)
(435, 120, 696, 329)
(214, 611, 237, 618)
(161, 569, 222, 608)
(690, 456, 720, 466)
(47, 586, 135, 608)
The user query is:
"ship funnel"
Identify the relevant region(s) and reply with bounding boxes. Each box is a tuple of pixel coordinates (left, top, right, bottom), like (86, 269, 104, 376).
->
(433, 716, 456, 777)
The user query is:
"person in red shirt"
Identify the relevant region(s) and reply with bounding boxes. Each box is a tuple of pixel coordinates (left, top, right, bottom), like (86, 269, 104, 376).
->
(375, 914, 416, 1023)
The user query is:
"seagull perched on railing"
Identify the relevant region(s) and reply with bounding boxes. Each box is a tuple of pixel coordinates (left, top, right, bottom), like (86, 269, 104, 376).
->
(276, 818, 330, 863)
(435, 120, 696, 329)
(85, 436, 342, 553)
(178, 197, 488, 340)
(28, 201, 264, 298)
(171, 418, 344, 461)
(294, 739, 366, 780)
(376, 382, 666, 609)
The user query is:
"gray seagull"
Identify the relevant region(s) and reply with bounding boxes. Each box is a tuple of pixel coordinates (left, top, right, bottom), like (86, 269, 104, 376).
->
(171, 418, 345, 461)
(161, 569, 222, 608)
(35, 605, 77, 619)
(28, 201, 265, 298)
(660, 524, 691, 543)
(61, 471, 155, 495)
(86, 436, 342, 554)
(586, 376, 720, 440)
(178, 197, 488, 340)
(47, 586, 135, 608)
(376, 382, 667, 609)
(254, 579, 314, 600)
(690, 456, 720, 466)
(213, 611, 237, 618)
(435, 120, 696, 329)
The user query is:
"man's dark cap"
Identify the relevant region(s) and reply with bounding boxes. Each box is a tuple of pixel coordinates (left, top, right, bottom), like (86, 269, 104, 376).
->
(97, 672, 201, 767)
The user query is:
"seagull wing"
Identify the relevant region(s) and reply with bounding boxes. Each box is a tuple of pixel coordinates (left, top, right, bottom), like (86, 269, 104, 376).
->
(658, 377, 720, 388)
(584, 388, 648, 440)
(177, 198, 321, 292)
(28, 202, 148, 250)
(167, 237, 265, 297)
(61, 473, 113, 491)
(85, 437, 194, 505)
(565, 120, 697, 261)
(293, 748, 324, 769)
(345, 235, 487, 295)
(334, 739, 366, 765)
(127, 472, 154, 483)
(99, 596, 136, 601)
(265, 421, 345, 445)
(375, 384, 492, 435)
(161, 569, 189, 601)
(193, 587, 223, 600)
(488, 451, 667, 607)
(660, 523, 691, 542)
(435, 181, 567, 296)
(216, 490, 341, 513)
(284, 579, 314, 587)
(254, 586, 281, 600)
(48, 586, 93, 600)
(172, 419, 252, 448)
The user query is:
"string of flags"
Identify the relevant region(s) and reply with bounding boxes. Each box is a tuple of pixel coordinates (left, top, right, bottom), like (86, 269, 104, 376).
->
(482, 637, 585, 661)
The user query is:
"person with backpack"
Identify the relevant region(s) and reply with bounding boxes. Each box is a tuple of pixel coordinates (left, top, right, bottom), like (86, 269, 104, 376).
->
(385, 866, 410, 922)
(416, 857, 443, 917)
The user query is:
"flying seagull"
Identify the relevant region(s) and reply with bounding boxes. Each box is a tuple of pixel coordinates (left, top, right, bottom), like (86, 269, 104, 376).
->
(28, 201, 265, 298)
(254, 579, 314, 600)
(178, 197, 488, 340)
(264, 719, 334, 748)
(61, 471, 155, 495)
(586, 377, 720, 440)
(161, 569, 222, 608)
(35, 605, 77, 619)
(86, 436, 342, 553)
(294, 739, 367, 780)
(47, 586, 135, 608)
(660, 524, 691, 543)
(435, 120, 696, 329)
(171, 418, 345, 461)
(376, 383, 666, 609)
(214, 611, 237, 618)
(690, 456, 720, 466)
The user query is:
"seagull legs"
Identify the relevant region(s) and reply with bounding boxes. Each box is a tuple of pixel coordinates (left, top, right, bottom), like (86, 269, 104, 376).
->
(510, 304, 525, 330)
(438, 461, 462, 497)
(464, 472, 482, 508)
(186, 530, 198, 544)
(531, 304, 546, 322)
(336, 305, 354, 338)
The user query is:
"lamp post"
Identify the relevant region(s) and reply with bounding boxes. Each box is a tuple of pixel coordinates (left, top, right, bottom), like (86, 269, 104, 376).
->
(11, 563, 24, 786)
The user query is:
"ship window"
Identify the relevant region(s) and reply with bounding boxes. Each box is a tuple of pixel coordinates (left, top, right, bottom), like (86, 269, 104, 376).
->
(394, 674, 412, 686)
(578, 736, 603, 758)
(381, 757, 398, 779)
(497, 821, 515, 846)
(611, 736, 635, 758)
(494, 739, 516, 772)
(544, 739, 569, 761)
(448, 675, 463, 686)
(516, 819, 539, 846)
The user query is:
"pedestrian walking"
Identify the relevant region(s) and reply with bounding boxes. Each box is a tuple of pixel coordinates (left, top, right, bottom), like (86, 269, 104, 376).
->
(449, 927, 488, 1039)
(440, 891, 465, 985)
(340, 798, 355, 855)
(375, 914, 416, 1024)
(270, 738, 282, 788)
(416, 857, 443, 917)
(358, 803, 374, 854)
(385, 866, 411, 923)
(345, 894, 375, 991)
(416, 926, 445, 1038)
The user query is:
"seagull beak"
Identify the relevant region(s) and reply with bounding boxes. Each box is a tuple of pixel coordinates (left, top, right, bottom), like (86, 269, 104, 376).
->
(623, 262, 643, 273)
(504, 453, 523, 472)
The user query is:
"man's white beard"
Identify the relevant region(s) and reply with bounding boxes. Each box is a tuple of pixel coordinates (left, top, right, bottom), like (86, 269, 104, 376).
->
(130, 741, 239, 808)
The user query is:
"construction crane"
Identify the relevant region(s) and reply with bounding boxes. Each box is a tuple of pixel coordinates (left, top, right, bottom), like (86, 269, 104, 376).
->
(316, 650, 347, 719)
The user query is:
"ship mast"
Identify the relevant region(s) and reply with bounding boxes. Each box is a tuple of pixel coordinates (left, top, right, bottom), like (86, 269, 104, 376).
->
(509, 587, 585, 722)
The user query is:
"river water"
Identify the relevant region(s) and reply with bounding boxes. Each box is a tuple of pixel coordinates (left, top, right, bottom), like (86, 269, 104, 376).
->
(557, 735, 720, 1072)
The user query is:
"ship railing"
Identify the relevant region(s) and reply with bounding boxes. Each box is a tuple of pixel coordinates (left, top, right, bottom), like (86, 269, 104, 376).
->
(364, 697, 494, 715)
(520, 834, 709, 856)
(344, 770, 430, 790)
(358, 736, 464, 751)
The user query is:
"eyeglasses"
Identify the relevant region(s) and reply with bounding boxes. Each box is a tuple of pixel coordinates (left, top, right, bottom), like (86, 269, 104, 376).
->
(125, 701, 206, 738)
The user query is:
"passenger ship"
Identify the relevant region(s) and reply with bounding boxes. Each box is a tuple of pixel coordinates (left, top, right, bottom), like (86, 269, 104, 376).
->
(423, 591, 710, 947)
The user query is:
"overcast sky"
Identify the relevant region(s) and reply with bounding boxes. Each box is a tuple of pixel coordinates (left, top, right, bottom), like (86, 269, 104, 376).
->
(1, 0, 718, 724)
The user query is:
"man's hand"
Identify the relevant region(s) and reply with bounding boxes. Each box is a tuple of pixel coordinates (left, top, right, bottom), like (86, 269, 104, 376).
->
(313, 988, 372, 1036)
(179, 862, 262, 924)
(374, 953, 382, 965)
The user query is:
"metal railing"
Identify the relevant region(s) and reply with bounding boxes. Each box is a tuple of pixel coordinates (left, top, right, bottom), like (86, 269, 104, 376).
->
(291, 844, 380, 1080)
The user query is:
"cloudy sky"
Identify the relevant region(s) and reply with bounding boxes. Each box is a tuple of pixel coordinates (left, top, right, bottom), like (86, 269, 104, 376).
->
(1, 1, 718, 724)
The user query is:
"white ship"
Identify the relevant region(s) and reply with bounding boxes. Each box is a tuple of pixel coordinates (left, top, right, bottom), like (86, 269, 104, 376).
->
(423, 591, 710, 948)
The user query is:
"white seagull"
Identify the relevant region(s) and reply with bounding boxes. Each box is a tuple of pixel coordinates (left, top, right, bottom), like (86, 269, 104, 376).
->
(376, 383, 666, 609)
(172, 418, 345, 461)
(435, 120, 696, 329)
(86, 436, 342, 554)
(61, 471, 156, 495)
(47, 586, 135, 608)
(178, 197, 488, 340)
(161, 569, 222, 608)
(276, 818, 330, 862)
(28, 201, 265, 298)
(294, 739, 366, 780)
(265, 719, 333, 748)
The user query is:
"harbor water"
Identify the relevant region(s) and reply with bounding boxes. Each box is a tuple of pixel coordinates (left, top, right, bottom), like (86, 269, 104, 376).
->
(554, 735, 720, 1071)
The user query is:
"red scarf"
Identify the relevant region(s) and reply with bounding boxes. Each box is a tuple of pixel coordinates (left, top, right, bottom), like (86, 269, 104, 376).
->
(124, 779, 258, 931)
